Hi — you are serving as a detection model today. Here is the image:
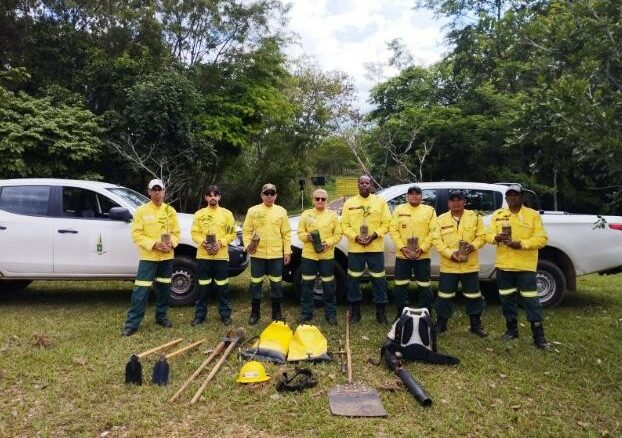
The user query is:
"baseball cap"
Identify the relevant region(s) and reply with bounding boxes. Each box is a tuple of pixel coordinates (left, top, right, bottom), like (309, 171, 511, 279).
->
(407, 185, 422, 194)
(148, 178, 165, 190)
(448, 189, 465, 199)
(261, 183, 277, 194)
(505, 184, 523, 194)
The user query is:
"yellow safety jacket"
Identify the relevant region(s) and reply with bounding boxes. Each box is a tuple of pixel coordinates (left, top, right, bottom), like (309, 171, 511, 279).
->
(242, 203, 292, 259)
(389, 203, 438, 260)
(297, 208, 343, 261)
(131, 201, 180, 261)
(341, 194, 391, 253)
(434, 209, 485, 273)
(191, 206, 236, 261)
(486, 206, 548, 272)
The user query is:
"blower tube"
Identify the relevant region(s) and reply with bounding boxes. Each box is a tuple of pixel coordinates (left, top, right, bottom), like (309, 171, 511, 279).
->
(382, 347, 432, 407)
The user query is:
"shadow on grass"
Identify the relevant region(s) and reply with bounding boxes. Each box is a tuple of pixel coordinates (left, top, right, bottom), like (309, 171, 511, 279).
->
(1, 281, 132, 306)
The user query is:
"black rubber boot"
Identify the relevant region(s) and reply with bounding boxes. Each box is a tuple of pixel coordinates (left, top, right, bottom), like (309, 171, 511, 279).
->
(349, 302, 361, 323)
(469, 315, 489, 338)
(531, 321, 550, 350)
(375, 304, 388, 324)
(436, 318, 448, 334)
(502, 319, 519, 341)
(248, 299, 260, 326)
(271, 299, 284, 321)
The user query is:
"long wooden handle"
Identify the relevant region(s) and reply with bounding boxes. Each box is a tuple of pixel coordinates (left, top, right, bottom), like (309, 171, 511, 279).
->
(190, 339, 238, 404)
(345, 309, 352, 384)
(169, 339, 227, 402)
(165, 339, 205, 359)
(137, 338, 184, 358)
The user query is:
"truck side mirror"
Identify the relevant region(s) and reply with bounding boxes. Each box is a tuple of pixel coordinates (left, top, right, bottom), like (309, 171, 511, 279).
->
(109, 207, 132, 222)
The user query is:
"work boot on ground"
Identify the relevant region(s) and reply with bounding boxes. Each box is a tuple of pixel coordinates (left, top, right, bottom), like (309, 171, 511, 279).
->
(349, 302, 361, 323)
(271, 299, 284, 321)
(326, 315, 338, 325)
(220, 315, 232, 326)
(435, 318, 448, 334)
(531, 321, 550, 350)
(502, 319, 519, 341)
(156, 319, 173, 328)
(121, 327, 137, 337)
(469, 315, 488, 337)
(375, 304, 388, 324)
(297, 314, 313, 324)
(248, 300, 260, 326)
(191, 318, 205, 327)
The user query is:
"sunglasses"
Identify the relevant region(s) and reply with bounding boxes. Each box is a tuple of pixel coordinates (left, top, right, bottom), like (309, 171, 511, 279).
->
(262, 191, 276, 196)
(314, 197, 327, 201)
(150, 187, 163, 192)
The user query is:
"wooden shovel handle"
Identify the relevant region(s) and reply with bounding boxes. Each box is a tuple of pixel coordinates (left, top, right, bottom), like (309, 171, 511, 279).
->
(169, 339, 227, 402)
(345, 309, 352, 384)
(165, 339, 206, 359)
(137, 338, 184, 358)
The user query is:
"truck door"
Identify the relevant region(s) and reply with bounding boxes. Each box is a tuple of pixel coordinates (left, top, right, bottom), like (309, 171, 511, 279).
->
(0, 185, 53, 275)
(52, 186, 138, 275)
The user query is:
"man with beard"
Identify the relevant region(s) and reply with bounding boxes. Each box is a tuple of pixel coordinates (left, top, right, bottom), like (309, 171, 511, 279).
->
(433, 189, 488, 336)
(341, 175, 391, 324)
(190, 185, 236, 326)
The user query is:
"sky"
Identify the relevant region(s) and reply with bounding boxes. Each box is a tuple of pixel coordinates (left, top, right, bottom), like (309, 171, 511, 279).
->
(284, 0, 449, 112)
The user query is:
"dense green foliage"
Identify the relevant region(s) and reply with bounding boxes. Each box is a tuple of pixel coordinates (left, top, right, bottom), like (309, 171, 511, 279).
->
(368, 0, 622, 213)
(0, 0, 356, 213)
(1, 0, 620, 214)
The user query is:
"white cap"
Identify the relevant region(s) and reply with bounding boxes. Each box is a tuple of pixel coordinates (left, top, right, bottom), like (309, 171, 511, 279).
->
(506, 184, 523, 194)
(148, 178, 165, 190)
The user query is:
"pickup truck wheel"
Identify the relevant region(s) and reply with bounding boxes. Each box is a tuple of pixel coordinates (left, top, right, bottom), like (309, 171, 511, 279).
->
(170, 257, 198, 306)
(537, 260, 566, 307)
(0, 280, 32, 294)
(292, 263, 347, 305)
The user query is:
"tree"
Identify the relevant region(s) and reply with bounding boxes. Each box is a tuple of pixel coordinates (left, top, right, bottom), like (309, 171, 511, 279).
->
(0, 84, 102, 179)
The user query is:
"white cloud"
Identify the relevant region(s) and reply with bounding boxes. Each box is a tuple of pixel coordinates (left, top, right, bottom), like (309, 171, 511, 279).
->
(284, 0, 449, 112)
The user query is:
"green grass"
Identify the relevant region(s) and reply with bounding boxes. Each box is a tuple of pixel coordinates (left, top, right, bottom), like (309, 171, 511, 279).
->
(1, 274, 621, 437)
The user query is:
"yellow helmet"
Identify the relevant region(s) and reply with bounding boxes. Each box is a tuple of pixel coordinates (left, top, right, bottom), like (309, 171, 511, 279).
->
(236, 360, 270, 384)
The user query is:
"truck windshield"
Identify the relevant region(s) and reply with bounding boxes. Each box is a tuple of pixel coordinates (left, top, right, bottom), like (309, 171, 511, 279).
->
(107, 187, 149, 208)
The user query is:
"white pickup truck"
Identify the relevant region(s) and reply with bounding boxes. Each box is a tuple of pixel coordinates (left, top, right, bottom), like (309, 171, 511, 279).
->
(284, 182, 622, 307)
(0, 178, 249, 305)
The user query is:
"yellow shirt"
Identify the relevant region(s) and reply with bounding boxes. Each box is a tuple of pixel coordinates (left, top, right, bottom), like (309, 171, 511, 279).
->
(341, 194, 391, 253)
(389, 203, 438, 259)
(131, 201, 180, 261)
(242, 203, 292, 259)
(434, 209, 485, 273)
(191, 206, 236, 260)
(297, 208, 343, 261)
(486, 206, 548, 272)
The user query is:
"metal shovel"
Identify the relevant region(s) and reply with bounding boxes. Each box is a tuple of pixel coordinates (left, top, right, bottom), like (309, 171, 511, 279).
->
(328, 310, 387, 417)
